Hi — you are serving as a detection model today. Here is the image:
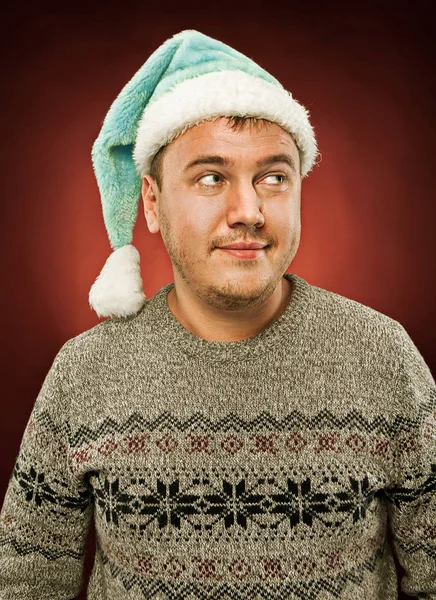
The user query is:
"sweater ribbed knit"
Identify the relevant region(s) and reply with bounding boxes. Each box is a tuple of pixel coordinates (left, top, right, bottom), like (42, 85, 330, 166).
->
(0, 273, 435, 599)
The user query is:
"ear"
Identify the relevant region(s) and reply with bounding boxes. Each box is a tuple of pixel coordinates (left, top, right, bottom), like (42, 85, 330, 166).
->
(142, 175, 160, 234)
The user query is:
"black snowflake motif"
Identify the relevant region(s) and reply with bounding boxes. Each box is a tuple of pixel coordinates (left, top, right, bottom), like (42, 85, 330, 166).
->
(94, 478, 135, 526)
(206, 479, 265, 528)
(270, 478, 330, 527)
(145, 479, 201, 529)
(15, 464, 57, 507)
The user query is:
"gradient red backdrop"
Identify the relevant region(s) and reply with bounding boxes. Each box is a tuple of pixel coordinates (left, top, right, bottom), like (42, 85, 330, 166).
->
(0, 1, 434, 598)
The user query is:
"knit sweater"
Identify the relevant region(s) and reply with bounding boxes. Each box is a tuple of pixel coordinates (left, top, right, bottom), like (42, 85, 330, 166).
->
(0, 273, 435, 599)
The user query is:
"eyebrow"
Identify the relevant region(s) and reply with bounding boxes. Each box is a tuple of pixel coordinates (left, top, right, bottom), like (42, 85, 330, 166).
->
(183, 153, 297, 174)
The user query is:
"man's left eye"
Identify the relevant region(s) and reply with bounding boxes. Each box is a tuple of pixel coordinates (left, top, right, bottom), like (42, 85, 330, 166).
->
(262, 174, 287, 184)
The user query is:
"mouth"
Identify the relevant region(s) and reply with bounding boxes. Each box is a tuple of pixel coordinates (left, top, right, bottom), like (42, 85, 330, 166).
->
(216, 246, 269, 260)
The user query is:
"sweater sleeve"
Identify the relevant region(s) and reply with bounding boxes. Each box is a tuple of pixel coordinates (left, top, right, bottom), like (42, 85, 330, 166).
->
(0, 341, 93, 599)
(385, 323, 436, 598)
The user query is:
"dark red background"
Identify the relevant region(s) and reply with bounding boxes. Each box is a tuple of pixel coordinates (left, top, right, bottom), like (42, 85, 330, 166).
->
(0, 1, 434, 597)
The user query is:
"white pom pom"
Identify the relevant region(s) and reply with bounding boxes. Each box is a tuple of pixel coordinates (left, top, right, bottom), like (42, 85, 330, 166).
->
(89, 244, 146, 318)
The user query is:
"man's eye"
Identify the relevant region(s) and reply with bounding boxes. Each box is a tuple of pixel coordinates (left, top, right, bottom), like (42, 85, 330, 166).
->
(199, 174, 223, 186)
(262, 174, 288, 184)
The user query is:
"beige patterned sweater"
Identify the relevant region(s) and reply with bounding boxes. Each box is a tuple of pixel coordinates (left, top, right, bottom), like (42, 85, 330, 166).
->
(0, 273, 435, 599)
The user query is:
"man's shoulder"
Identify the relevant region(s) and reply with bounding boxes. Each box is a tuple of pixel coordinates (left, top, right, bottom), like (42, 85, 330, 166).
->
(301, 276, 407, 357)
(308, 279, 401, 332)
(55, 300, 151, 363)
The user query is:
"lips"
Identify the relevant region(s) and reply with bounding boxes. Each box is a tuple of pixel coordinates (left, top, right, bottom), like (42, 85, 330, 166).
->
(217, 245, 267, 260)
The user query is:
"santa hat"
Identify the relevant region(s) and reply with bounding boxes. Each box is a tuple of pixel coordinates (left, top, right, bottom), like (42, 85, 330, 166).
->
(89, 29, 318, 319)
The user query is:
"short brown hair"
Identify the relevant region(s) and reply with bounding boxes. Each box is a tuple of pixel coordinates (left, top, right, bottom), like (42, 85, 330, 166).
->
(148, 116, 279, 191)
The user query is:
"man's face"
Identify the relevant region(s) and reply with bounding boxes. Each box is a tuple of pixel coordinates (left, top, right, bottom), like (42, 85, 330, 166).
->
(142, 117, 302, 311)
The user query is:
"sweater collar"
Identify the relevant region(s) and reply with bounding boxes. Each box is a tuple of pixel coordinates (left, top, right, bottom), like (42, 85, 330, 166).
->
(142, 273, 312, 362)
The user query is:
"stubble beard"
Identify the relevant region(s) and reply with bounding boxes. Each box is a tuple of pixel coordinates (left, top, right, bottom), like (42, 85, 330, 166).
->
(158, 208, 296, 311)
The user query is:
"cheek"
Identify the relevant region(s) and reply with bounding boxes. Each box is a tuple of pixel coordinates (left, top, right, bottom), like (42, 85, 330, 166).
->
(160, 194, 218, 254)
(267, 198, 301, 240)
(172, 197, 221, 241)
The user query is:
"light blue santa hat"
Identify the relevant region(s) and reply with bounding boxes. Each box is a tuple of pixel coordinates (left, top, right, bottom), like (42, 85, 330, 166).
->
(89, 29, 318, 319)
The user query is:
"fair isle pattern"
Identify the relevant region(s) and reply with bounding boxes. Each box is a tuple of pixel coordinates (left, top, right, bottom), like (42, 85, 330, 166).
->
(0, 273, 435, 599)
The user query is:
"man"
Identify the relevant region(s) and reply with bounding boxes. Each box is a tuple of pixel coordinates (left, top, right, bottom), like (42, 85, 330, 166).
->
(141, 116, 300, 341)
(0, 29, 435, 600)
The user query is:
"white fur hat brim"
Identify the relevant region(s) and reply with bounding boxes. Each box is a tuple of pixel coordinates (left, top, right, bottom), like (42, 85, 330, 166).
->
(133, 70, 317, 178)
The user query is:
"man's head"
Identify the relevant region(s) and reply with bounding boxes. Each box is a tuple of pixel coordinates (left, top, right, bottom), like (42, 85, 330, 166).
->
(89, 30, 318, 318)
(141, 116, 302, 311)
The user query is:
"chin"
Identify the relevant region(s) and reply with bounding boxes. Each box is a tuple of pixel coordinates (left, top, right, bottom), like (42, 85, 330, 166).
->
(199, 273, 278, 311)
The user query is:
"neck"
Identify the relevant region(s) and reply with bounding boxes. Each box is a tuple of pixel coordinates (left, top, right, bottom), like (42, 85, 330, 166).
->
(166, 276, 293, 342)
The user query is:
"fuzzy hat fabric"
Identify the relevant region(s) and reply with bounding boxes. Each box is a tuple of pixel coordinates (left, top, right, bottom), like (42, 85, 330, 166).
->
(89, 29, 318, 319)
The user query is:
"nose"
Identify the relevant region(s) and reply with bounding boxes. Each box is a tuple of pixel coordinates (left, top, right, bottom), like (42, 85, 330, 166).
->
(225, 181, 265, 229)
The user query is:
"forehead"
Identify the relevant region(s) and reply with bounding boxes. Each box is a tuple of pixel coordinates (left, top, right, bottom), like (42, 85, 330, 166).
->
(164, 117, 299, 167)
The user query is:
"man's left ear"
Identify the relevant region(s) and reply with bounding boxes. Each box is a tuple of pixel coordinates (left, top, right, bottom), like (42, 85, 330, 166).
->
(142, 175, 160, 234)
